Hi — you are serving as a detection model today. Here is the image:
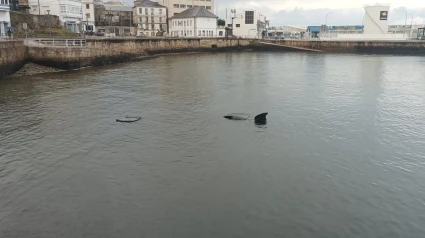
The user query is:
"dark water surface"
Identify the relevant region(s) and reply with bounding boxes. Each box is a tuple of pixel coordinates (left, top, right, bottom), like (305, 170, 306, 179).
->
(1, 52, 425, 238)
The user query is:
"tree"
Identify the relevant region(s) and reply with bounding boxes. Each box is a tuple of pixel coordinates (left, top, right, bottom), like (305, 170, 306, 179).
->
(217, 19, 225, 26)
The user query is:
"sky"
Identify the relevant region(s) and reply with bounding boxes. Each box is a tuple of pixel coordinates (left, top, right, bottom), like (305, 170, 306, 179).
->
(212, 0, 425, 27)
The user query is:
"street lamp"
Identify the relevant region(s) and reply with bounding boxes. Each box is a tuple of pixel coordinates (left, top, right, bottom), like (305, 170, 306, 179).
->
(404, 9, 407, 37)
(46, 10, 51, 37)
(325, 12, 333, 28)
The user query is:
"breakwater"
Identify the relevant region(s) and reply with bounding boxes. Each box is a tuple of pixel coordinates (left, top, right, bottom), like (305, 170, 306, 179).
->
(2, 38, 425, 79)
(266, 39, 425, 54)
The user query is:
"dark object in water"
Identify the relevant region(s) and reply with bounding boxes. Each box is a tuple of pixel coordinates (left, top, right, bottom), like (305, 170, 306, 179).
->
(224, 112, 268, 124)
(116, 116, 142, 123)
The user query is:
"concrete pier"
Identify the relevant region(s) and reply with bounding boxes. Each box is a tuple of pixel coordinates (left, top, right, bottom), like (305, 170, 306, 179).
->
(2, 38, 425, 79)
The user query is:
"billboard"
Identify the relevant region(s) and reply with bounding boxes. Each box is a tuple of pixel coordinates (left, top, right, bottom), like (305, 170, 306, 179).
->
(380, 11, 388, 20)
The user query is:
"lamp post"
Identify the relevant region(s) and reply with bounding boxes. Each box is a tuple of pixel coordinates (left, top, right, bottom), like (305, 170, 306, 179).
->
(404, 9, 407, 37)
(46, 10, 51, 37)
(325, 12, 333, 27)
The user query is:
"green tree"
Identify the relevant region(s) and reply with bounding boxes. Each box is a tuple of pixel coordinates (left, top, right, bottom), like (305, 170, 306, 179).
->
(217, 19, 225, 26)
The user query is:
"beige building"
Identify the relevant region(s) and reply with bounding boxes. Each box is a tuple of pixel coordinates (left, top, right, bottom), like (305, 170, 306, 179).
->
(133, 0, 167, 37)
(157, 0, 214, 17)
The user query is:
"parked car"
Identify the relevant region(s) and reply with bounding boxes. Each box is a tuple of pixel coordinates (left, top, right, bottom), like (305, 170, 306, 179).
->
(137, 33, 147, 38)
(96, 30, 105, 36)
(84, 30, 94, 36)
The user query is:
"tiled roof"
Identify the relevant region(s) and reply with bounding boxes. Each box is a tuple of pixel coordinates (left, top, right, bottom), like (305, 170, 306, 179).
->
(170, 6, 218, 19)
(134, 0, 165, 8)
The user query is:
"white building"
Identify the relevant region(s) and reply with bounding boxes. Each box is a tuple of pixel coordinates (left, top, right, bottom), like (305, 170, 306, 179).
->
(82, 0, 95, 32)
(28, 0, 83, 33)
(364, 4, 390, 34)
(169, 6, 224, 38)
(133, 0, 167, 37)
(157, 0, 214, 17)
(0, 0, 11, 37)
(225, 10, 268, 39)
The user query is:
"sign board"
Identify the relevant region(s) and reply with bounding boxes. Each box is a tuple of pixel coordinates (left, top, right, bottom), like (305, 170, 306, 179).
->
(380, 11, 388, 20)
(23, 23, 27, 30)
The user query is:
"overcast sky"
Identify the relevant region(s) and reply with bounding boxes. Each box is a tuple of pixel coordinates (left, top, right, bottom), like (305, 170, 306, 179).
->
(212, 0, 425, 26)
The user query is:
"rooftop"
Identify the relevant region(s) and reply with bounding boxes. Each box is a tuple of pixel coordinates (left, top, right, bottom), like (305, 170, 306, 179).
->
(171, 6, 218, 19)
(134, 0, 165, 8)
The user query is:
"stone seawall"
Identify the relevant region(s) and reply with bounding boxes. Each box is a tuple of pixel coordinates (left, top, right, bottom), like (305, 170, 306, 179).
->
(28, 38, 253, 70)
(268, 40, 425, 54)
(0, 41, 28, 79)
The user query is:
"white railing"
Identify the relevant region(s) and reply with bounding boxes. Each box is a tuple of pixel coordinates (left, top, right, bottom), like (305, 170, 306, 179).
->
(27, 39, 86, 47)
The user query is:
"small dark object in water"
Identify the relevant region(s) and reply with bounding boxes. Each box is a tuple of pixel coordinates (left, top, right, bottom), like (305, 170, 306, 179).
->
(116, 116, 142, 123)
(224, 112, 268, 124)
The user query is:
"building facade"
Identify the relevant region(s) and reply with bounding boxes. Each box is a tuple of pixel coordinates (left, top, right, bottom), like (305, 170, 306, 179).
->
(169, 6, 223, 38)
(364, 4, 390, 35)
(225, 10, 268, 39)
(95, 4, 134, 36)
(133, 0, 167, 37)
(0, 0, 11, 37)
(157, 0, 214, 17)
(82, 0, 95, 32)
(28, 0, 82, 33)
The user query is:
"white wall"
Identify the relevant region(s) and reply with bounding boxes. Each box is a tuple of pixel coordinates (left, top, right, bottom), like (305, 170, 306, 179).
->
(134, 6, 167, 36)
(82, 0, 95, 31)
(0, 9, 11, 37)
(364, 5, 390, 34)
(225, 10, 267, 38)
(29, 0, 83, 32)
(170, 17, 221, 37)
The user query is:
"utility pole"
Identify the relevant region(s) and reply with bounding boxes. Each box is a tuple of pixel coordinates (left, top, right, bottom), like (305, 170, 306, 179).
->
(38, 0, 40, 15)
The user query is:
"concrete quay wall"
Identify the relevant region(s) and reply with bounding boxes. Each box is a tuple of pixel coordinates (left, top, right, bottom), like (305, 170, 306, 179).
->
(0, 41, 28, 79)
(28, 38, 252, 70)
(269, 40, 425, 54)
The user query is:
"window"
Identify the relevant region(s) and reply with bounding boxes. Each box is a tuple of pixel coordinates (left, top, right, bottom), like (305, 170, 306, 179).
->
(139, 8, 142, 14)
(219, 31, 223, 36)
(236, 24, 240, 27)
(190, 20, 192, 26)
(60, 5, 66, 13)
(86, 4, 89, 9)
(159, 9, 162, 14)
(159, 17, 162, 22)
(151, 8, 154, 15)
(245, 11, 254, 24)
(173, 4, 179, 8)
(86, 13, 90, 18)
(187, 5, 192, 8)
(227, 24, 231, 27)
(151, 24, 154, 29)
(206, 6, 211, 10)
(145, 8, 148, 14)
(198, 30, 201, 36)
(202, 30, 205, 36)
(180, 4, 186, 8)
(151, 16, 154, 22)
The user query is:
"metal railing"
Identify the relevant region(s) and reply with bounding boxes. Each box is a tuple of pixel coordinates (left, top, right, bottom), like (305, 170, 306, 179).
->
(28, 39, 87, 47)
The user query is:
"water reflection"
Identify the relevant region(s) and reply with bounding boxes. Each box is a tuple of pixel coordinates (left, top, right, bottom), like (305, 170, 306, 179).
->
(1, 53, 425, 238)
